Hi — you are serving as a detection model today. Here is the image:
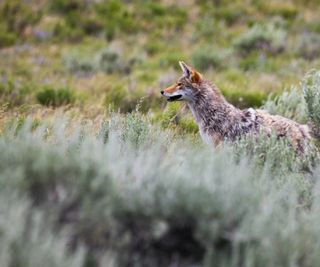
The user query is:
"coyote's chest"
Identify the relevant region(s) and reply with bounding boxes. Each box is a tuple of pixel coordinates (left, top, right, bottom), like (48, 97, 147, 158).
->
(189, 104, 225, 146)
(199, 127, 222, 146)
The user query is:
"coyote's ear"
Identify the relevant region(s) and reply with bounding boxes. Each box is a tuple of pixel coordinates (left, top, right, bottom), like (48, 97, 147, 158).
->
(179, 61, 202, 84)
(179, 61, 192, 77)
(191, 69, 202, 84)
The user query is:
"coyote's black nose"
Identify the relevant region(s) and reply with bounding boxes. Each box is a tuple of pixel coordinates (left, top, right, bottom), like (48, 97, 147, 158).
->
(161, 90, 164, 95)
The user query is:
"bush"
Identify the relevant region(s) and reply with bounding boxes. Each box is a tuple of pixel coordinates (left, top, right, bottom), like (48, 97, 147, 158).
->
(238, 52, 268, 71)
(221, 88, 267, 108)
(158, 51, 187, 70)
(50, 1, 102, 40)
(296, 32, 320, 60)
(302, 70, 320, 138)
(104, 84, 130, 111)
(0, 28, 17, 48)
(263, 70, 320, 139)
(139, 2, 187, 31)
(63, 50, 96, 75)
(104, 84, 150, 113)
(263, 87, 308, 123)
(94, 0, 137, 40)
(156, 102, 182, 129)
(192, 46, 230, 71)
(0, 0, 42, 38)
(64, 10, 103, 36)
(0, 79, 32, 107)
(213, 3, 248, 25)
(258, 2, 298, 20)
(49, 0, 85, 14)
(97, 47, 129, 74)
(0, 113, 319, 266)
(63, 46, 138, 75)
(233, 24, 286, 55)
(52, 20, 84, 42)
(0, 192, 85, 267)
(153, 102, 199, 134)
(145, 35, 166, 55)
(36, 86, 75, 107)
(192, 15, 223, 41)
(308, 20, 320, 34)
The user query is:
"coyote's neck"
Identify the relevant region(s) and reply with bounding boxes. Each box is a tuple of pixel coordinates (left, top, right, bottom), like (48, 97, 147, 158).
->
(187, 83, 252, 144)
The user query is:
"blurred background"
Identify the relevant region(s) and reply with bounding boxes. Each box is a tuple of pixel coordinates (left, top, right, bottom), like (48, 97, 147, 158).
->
(1, 0, 320, 131)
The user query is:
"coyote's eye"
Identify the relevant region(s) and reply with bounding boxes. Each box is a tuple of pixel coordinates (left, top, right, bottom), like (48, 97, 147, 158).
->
(177, 83, 182, 87)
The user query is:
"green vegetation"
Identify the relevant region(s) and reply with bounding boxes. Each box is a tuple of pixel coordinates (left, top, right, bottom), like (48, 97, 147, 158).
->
(233, 23, 287, 55)
(1, 0, 320, 114)
(0, 78, 32, 107)
(297, 32, 320, 60)
(192, 46, 231, 71)
(0, 0, 42, 47)
(36, 85, 75, 107)
(263, 87, 308, 123)
(0, 94, 319, 265)
(1, 0, 320, 265)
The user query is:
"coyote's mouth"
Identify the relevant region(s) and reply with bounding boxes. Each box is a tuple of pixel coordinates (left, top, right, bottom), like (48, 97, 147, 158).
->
(167, 95, 182, 102)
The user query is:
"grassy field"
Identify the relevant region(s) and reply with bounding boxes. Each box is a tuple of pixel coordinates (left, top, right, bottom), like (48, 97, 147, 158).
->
(1, 0, 320, 266)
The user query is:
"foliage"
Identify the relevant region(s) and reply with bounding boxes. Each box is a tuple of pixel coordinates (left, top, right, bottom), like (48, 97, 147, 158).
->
(192, 15, 223, 41)
(0, 78, 32, 107)
(154, 102, 198, 134)
(36, 85, 75, 107)
(192, 46, 230, 71)
(302, 70, 320, 138)
(95, 0, 137, 40)
(63, 46, 136, 75)
(0, 29, 17, 48)
(213, 3, 249, 25)
(97, 47, 131, 74)
(0, 0, 42, 48)
(49, 0, 86, 14)
(222, 87, 267, 108)
(233, 23, 286, 55)
(158, 51, 187, 70)
(104, 84, 142, 113)
(0, 192, 85, 267)
(296, 32, 320, 60)
(238, 52, 264, 71)
(63, 50, 96, 74)
(0, 110, 319, 266)
(263, 87, 308, 123)
(1, 0, 319, 117)
(258, 1, 298, 20)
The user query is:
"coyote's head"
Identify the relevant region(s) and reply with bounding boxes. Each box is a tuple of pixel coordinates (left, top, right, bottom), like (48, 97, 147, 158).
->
(161, 61, 203, 102)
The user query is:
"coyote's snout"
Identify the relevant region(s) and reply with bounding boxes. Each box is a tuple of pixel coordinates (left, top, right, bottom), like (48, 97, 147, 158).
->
(161, 61, 312, 153)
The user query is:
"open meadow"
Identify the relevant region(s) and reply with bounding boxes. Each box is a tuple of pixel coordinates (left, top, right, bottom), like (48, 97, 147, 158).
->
(1, 0, 320, 266)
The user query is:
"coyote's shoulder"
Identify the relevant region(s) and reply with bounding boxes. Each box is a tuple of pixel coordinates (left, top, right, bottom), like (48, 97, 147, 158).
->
(161, 61, 313, 153)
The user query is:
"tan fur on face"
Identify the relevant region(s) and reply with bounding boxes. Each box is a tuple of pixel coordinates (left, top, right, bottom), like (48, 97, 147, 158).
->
(163, 83, 179, 94)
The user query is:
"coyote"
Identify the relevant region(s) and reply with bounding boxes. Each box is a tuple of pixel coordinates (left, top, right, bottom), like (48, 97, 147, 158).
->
(161, 61, 311, 153)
